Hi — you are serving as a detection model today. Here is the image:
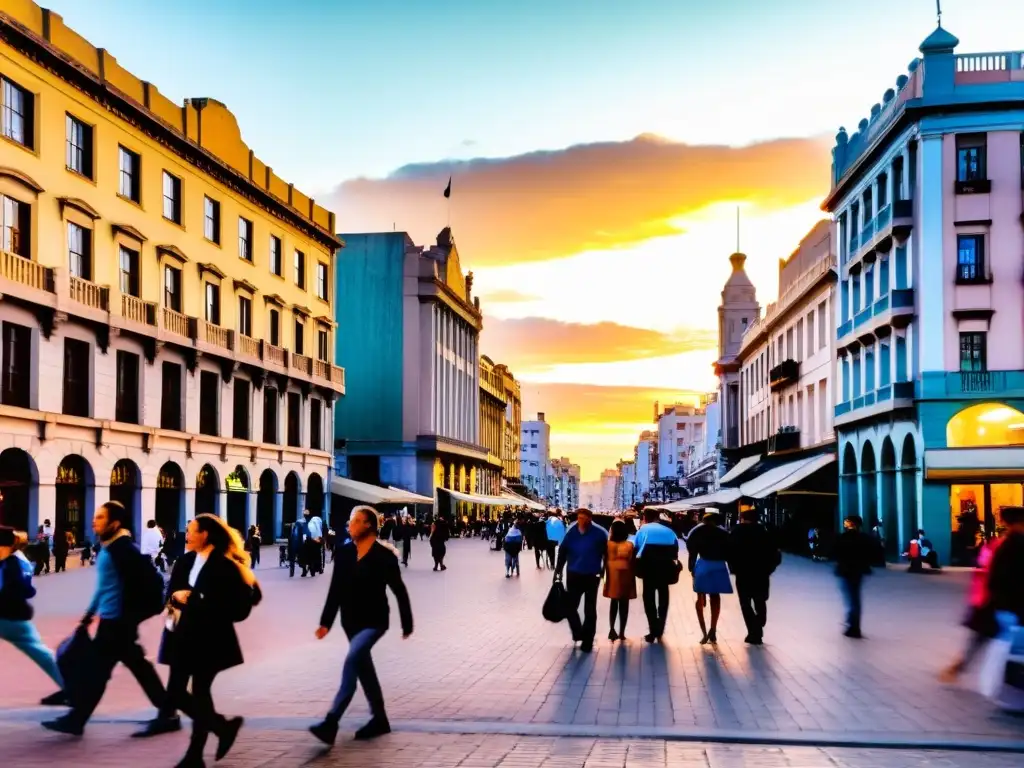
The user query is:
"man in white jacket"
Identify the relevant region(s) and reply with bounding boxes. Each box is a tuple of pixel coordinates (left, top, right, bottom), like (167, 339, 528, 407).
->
(140, 520, 164, 571)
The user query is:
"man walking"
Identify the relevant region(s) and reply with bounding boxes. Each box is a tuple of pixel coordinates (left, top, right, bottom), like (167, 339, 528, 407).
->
(634, 507, 680, 642)
(554, 508, 608, 652)
(42, 502, 178, 737)
(304, 510, 325, 577)
(728, 509, 781, 645)
(834, 514, 874, 638)
(310, 506, 413, 746)
(288, 518, 306, 578)
(545, 511, 565, 569)
(140, 520, 164, 572)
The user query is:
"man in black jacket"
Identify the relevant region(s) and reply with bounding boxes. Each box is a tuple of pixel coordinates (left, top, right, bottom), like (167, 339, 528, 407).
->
(310, 505, 413, 747)
(834, 514, 874, 639)
(634, 508, 680, 642)
(728, 509, 781, 645)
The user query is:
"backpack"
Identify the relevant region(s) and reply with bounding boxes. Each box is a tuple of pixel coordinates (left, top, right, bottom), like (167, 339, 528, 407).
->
(120, 545, 165, 622)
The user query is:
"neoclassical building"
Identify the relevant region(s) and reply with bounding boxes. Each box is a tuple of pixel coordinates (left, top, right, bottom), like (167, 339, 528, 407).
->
(0, 5, 344, 542)
(824, 24, 1024, 563)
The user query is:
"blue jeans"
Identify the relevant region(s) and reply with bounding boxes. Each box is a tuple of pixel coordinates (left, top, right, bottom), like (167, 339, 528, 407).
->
(0, 618, 63, 687)
(839, 574, 864, 633)
(504, 552, 520, 574)
(328, 628, 386, 723)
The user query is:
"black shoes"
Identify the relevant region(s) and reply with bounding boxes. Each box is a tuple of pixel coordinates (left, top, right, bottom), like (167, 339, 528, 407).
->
(40, 690, 69, 707)
(309, 719, 339, 746)
(644, 634, 657, 644)
(744, 635, 764, 645)
(579, 642, 593, 653)
(215, 716, 243, 761)
(843, 628, 864, 639)
(608, 630, 619, 641)
(354, 715, 391, 740)
(41, 716, 83, 736)
(174, 755, 205, 768)
(131, 715, 182, 738)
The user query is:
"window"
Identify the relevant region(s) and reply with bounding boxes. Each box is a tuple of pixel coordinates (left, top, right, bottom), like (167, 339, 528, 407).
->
(957, 235, 985, 282)
(162, 171, 181, 223)
(1, 194, 30, 256)
(310, 397, 323, 451)
(238, 295, 252, 337)
(161, 361, 182, 431)
(294, 318, 304, 355)
(795, 319, 804, 362)
(818, 301, 827, 348)
(270, 236, 282, 276)
(164, 265, 182, 312)
(67, 223, 91, 280)
(204, 197, 220, 244)
(317, 328, 329, 361)
(263, 388, 278, 443)
(269, 309, 280, 346)
(238, 217, 253, 261)
(1, 321, 31, 408)
(1, 77, 32, 148)
(956, 134, 986, 182)
(199, 370, 219, 436)
(119, 246, 139, 297)
(205, 282, 220, 324)
(233, 378, 251, 440)
(62, 338, 90, 417)
(807, 311, 815, 355)
(115, 351, 140, 424)
(65, 115, 93, 178)
(316, 262, 328, 301)
(294, 250, 305, 288)
(287, 391, 301, 447)
(118, 146, 140, 202)
(959, 332, 987, 372)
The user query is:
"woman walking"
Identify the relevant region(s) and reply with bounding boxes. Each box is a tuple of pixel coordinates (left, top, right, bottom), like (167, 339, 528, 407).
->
(160, 514, 261, 767)
(503, 521, 523, 578)
(603, 519, 636, 641)
(430, 516, 449, 571)
(52, 529, 71, 573)
(686, 510, 733, 644)
(310, 506, 413, 746)
(0, 527, 64, 700)
(245, 525, 262, 569)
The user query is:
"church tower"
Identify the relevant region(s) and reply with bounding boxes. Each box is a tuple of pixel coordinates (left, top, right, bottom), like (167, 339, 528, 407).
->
(714, 251, 759, 450)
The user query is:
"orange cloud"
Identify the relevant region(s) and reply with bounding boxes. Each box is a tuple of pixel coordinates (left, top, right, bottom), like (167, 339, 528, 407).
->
(476, 288, 540, 304)
(481, 317, 716, 372)
(327, 134, 830, 266)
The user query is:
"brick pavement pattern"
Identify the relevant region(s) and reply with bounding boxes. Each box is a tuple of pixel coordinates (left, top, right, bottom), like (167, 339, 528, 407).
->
(2, 538, 1024, 765)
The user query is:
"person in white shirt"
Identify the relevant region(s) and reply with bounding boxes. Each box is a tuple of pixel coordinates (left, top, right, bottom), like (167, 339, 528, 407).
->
(140, 520, 164, 569)
(303, 510, 325, 576)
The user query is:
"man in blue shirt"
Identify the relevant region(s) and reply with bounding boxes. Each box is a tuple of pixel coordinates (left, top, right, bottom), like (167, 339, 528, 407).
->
(554, 508, 608, 652)
(634, 507, 680, 642)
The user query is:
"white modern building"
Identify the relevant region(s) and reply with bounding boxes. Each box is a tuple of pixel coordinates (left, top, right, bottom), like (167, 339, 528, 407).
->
(550, 456, 580, 510)
(634, 430, 657, 500)
(656, 402, 707, 481)
(599, 468, 619, 512)
(520, 413, 551, 499)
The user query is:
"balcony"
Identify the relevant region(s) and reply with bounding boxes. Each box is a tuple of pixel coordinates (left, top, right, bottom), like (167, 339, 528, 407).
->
(768, 426, 800, 454)
(845, 199, 914, 276)
(263, 343, 287, 367)
(290, 352, 313, 376)
(1, 250, 54, 293)
(769, 359, 800, 391)
(69, 276, 109, 311)
(834, 381, 914, 425)
(195, 320, 233, 351)
(161, 307, 190, 338)
(936, 370, 1024, 399)
(329, 365, 345, 388)
(959, 370, 999, 393)
(120, 294, 156, 326)
(237, 333, 260, 359)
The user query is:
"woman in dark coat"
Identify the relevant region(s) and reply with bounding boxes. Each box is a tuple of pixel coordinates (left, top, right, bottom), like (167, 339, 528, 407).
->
(160, 514, 262, 767)
(429, 516, 449, 571)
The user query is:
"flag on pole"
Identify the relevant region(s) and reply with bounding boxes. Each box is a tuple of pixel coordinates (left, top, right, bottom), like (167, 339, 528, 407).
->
(443, 176, 451, 199)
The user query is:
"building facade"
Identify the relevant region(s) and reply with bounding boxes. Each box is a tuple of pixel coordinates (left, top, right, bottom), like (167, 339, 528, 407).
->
(824, 25, 1024, 564)
(599, 468, 619, 513)
(616, 459, 637, 509)
(550, 457, 580, 511)
(685, 392, 722, 495)
(478, 356, 505, 496)
(333, 229, 486, 509)
(495, 362, 522, 487)
(0, 4, 343, 541)
(633, 430, 657, 501)
(714, 252, 761, 455)
(656, 402, 707, 482)
(520, 413, 551, 499)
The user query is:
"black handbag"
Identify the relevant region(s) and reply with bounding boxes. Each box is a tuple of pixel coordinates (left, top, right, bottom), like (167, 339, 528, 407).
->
(542, 579, 568, 623)
(57, 627, 99, 707)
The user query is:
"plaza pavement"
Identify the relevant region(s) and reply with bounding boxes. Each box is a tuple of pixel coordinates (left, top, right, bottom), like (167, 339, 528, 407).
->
(2, 538, 1023, 766)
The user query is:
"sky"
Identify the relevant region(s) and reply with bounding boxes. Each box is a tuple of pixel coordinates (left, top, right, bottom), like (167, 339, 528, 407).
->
(41, 0, 1024, 478)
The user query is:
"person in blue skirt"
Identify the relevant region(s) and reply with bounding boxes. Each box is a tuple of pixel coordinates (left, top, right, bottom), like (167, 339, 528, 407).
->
(685, 509, 733, 645)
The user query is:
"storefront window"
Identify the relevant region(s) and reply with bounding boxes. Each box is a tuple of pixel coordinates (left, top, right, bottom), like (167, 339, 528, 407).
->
(950, 482, 1024, 565)
(947, 403, 1024, 448)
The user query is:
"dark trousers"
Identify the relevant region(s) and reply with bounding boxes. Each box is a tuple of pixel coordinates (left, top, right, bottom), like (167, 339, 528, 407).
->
(535, 544, 547, 568)
(402, 538, 411, 566)
(167, 665, 223, 756)
(642, 580, 670, 637)
(565, 573, 600, 644)
(545, 542, 556, 568)
(250, 546, 260, 567)
(70, 619, 166, 726)
(54, 553, 68, 573)
(735, 575, 769, 641)
(839, 573, 864, 633)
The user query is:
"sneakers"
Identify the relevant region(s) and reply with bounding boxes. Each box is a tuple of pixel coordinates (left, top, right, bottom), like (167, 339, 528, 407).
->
(309, 719, 339, 746)
(41, 716, 83, 736)
(40, 690, 69, 707)
(354, 715, 391, 740)
(131, 715, 182, 738)
(215, 716, 243, 761)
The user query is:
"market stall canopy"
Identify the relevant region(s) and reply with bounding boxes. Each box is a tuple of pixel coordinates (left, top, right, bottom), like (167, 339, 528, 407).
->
(738, 453, 835, 499)
(331, 476, 433, 505)
(655, 488, 742, 512)
(719, 454, 762, 485)
(500, 490, 546, 511)
(443, 488, 516, 506)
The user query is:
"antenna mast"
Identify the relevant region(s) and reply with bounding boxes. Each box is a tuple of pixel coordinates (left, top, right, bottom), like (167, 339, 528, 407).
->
(936, 0, 942, 26)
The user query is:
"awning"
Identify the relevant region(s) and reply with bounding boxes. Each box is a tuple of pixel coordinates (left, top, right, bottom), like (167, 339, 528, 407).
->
(719, 454, 762, 485)
(500, 490, 546, 511)
(685, 455, 717, 479)
(330, 476, 434, 505)
(655, 488, 742, 512)
(442, 488, 515, 507)
(739, 453, 835, 499)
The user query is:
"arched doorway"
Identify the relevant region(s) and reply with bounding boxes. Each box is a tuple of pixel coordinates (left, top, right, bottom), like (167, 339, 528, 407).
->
(0, 448, 36, 531)
(859, 442, 877, 530)
(307, 473, 324, 517)
(257, 470, 277, 542)
(841, 442, 858, 522)
(109, 459, 141, 535)
(156, 462, 184, 534)
(195, 464, 219, 517)
(225, 465, 249, 533)
(880, 438, 898, 559)
(55, 455, 92, 545)
(283, 471, 301, 537)
(900, 436, 918, 557)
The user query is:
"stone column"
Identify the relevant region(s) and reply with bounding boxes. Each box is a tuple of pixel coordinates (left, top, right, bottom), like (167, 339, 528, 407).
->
(140, 485, 157, 528)
(901, 145, 911, 200)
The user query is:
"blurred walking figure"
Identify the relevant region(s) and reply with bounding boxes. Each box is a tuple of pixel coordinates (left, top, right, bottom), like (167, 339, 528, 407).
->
(430, 516, 450, 571)
(0, 527, 64, 700)
(545, 511, 566, 568)
(304, 510, 325, 577)
(503, 521, 523, 578)
(245, 525, 262, 568)
(310, 506, 413, 747)
(53, 529, 72, 573)
(603, 519, 636, 641)
(141, 520, 164, 572)
(288, 519, 306, 578)
(686, 510, 733, 645)
(728, 509, 781, 646)
(399, 515, 413, 567)
(634, 508, 679, 643)
(834, 514, 874, 639)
